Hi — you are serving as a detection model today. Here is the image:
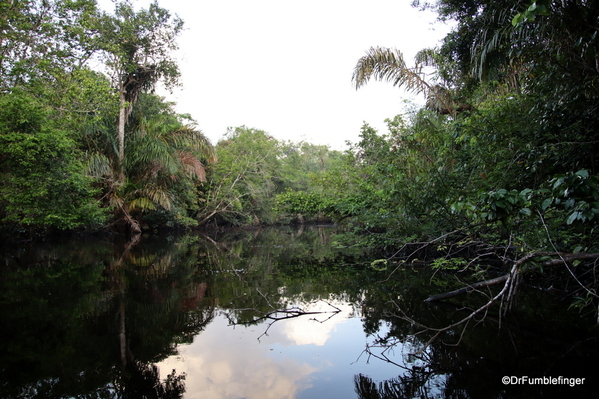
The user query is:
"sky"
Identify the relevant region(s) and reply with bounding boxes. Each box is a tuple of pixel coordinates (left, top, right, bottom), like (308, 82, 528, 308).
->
(99, 0, 454, 149)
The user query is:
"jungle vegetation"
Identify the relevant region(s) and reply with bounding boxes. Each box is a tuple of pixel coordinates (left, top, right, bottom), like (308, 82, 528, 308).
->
(1, 1, 599, 319)
(0, 0, 341, 234)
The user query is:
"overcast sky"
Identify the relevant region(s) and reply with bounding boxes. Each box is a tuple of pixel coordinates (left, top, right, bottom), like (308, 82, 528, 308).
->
(99, 0, 453, 149)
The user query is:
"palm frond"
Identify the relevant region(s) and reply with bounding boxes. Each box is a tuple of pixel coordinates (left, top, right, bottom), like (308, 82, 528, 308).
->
(352, 46, 430, 96)
(414, 47, 439, 69)
(474, 28, 504, 81)
(178, 150, 208, 182)
(126, 133, 179, 176)
(127, 197, 157, 211)
(425, 85, 454, 114)
(85, 152, 114, 179)
(107, 191, 125, 210)
(470, 8, 518, 82)
(128, 184, 174, 210)
(172, 125, 217, 163)
(352, 46, 456, 116)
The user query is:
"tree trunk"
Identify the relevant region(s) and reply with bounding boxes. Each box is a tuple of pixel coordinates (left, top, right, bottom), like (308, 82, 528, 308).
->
(118, 89, 126, 166)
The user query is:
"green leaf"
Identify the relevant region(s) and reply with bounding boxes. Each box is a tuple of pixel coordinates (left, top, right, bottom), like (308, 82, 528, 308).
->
(566, 211, 580, 225)
(512, 13, 525, 26)
(575, 170, 589, 179)
(552, 177, 564, 189)
(537, 5, 549, 16)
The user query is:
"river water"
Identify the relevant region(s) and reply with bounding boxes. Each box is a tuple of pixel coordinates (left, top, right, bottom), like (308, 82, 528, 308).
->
(1, 226, 597, 398)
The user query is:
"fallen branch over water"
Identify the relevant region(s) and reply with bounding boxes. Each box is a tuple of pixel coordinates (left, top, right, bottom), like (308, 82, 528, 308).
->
(424, 274, 508, 302)
(424, 252, 599, 303)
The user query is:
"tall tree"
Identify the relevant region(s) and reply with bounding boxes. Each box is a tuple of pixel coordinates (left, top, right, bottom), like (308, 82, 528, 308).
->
(99, 0, 184, 167)
(0, 0, 111, 232)
(198, 127, 283, 226)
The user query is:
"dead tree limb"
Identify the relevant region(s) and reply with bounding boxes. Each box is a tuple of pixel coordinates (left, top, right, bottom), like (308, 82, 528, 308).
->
(377, 246, 599, 354)
(424, 252, 599, 303)
(542, 252, 599, 266)
(384, 263, 521, 353)
(424, 274, 509, 302)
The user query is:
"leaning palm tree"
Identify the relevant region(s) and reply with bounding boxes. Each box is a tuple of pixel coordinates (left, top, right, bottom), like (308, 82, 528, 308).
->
(352, 46, 459, 117)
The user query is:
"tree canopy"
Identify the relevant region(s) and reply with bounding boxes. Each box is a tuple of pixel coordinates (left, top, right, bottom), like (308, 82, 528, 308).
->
(0, 0, 206, 233)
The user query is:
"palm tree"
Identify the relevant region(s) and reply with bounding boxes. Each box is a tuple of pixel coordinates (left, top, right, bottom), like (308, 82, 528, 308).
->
(352, 46, 461, 117)
(86, 111, 216, 233)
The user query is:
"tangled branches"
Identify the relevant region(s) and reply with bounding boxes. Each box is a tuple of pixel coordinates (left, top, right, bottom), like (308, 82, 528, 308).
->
(375, 227, 599, 351)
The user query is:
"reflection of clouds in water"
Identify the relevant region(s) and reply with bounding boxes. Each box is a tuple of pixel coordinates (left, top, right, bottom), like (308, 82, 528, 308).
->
(158, 315, 317, 399)
(281, 301, 355, 346)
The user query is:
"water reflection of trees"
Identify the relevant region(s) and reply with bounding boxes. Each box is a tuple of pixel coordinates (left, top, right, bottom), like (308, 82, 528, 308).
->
(197, 227, 596, 397)
(114, 363, 186, 398)
(2, 227, 597, 398)
(355, 369, 446, 399)
(195, 225, 370, 325)
(0, 235, 214, 398)
(352, 260, 599, 399)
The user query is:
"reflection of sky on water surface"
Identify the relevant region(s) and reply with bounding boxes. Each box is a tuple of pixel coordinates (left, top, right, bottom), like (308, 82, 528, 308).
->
(158, 299, 400, 399)
(159, 315, 317, 399)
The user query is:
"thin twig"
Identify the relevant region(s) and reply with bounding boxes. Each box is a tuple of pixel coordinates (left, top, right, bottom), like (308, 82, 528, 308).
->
(538, 210, 599, 299)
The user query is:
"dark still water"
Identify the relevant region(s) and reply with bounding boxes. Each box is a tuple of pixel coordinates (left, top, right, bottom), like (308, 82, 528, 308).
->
(1, 226, 598, 398)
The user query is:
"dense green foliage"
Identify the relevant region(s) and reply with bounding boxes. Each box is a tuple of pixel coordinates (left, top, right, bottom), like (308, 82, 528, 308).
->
(198, 126, 341, 226)
(0, 90, 106, 229)
(287, 0, 599, 318)
(0, 0, 342, 234)
(309, 1, 599, 252)
(0, 0, 214, 233)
